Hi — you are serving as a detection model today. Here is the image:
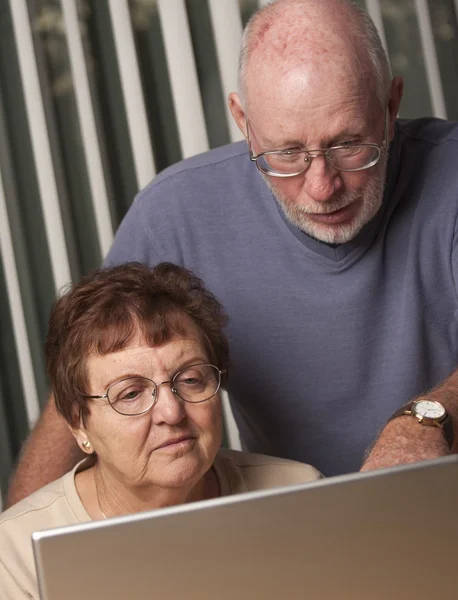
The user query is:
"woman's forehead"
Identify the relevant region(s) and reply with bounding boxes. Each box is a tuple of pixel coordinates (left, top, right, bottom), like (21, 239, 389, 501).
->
(86, 319, 208, 377)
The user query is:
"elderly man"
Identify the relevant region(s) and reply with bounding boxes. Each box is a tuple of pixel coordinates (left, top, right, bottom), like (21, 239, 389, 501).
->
(8, 0, 457, 504)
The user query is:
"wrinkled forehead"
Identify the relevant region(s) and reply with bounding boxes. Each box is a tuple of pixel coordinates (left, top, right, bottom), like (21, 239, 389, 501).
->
(246, 67, 382, 149)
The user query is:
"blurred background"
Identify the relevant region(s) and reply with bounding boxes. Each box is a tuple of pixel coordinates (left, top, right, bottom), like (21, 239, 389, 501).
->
(1, 0, 458, 507)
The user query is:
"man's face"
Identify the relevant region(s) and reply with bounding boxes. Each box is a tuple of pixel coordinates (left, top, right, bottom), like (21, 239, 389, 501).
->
(245, 78, 389, 244)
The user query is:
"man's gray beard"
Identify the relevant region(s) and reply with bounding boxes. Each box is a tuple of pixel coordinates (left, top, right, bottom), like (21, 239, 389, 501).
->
(265, 166, 387, 245)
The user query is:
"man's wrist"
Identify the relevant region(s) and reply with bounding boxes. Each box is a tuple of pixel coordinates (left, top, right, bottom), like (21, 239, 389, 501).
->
(362, 416, 449, 472)
(386, 398, 454, 450)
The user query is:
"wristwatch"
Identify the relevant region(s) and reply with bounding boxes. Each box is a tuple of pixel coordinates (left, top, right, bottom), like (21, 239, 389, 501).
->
(388, 399, 454, 450)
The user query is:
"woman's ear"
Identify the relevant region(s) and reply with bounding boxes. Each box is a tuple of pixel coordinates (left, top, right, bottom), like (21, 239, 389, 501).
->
(68, 419, 94, 455)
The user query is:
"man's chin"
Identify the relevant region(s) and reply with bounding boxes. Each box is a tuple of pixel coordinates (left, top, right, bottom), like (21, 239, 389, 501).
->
(280, 201, 382, 244)
(265, 165, 387, 245)
(285, 212, 364, 244)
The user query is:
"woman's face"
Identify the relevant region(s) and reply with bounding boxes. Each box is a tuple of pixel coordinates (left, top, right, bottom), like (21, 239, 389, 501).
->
(72, 316, 223, 493)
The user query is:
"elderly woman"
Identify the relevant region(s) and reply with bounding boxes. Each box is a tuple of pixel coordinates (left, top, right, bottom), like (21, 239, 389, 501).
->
(0, 262, 320, 599)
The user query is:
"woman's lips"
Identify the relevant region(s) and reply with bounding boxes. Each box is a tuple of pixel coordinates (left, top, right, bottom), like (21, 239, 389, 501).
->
(155, 436, 195, 452)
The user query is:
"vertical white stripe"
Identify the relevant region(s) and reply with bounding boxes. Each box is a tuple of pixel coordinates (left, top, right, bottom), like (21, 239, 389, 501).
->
(9, 0, 72, 291)
(0, 173, 40, 429)
(108, 0, 156, 190)
(414, 0, 447, 119)
(61, 0, 114, 258)
(207, 0, 244, 143)
(222, 391, 242, 451)
(364, 0, 389, 55)
(157, 0, 209, 158)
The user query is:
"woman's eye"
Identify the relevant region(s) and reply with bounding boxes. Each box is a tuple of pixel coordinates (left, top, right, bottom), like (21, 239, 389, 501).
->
(120, 389, 142, 401)
(176, 368, 205, 386)
(177, 374, 202, 385)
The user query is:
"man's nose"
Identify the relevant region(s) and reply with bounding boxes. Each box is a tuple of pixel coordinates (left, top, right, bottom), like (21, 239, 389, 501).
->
(301, 155, 343, 203)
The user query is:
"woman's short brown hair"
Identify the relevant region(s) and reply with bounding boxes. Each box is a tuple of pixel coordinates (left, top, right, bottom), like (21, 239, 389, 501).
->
(46, 262, 229, 426)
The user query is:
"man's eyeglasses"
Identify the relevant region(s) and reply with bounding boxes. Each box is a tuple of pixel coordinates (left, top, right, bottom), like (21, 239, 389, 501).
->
(246, 115, 387, 178)
(83, 363, 226, 416)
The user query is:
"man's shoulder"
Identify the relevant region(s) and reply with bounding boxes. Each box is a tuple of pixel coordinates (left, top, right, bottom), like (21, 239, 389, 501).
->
(138, 141, 248, 198)
(396, 117, 458, 146)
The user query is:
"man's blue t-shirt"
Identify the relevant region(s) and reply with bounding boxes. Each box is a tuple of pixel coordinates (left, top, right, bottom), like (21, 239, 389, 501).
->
(106, 118, 458, 476)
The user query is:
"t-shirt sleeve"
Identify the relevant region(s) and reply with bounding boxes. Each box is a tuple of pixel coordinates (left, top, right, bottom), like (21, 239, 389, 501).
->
(104, 192, 161, 268)
(452, 212, 458, 297)
(0, 558, 33, 600)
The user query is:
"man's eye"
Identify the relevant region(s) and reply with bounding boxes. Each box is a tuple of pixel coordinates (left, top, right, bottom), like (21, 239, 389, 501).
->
(339, 141, 360, 149)
(276, 150, 303, 162)
(339, 144, 363, 155)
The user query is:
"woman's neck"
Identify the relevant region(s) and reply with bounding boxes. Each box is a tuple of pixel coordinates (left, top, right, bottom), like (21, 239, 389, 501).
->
(77, 462, 220, 520)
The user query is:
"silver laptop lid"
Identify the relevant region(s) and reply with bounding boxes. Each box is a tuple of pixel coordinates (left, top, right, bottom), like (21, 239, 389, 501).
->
(33, 455, 458, 600)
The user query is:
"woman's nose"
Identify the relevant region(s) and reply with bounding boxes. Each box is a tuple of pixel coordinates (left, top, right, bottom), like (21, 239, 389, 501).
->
(151, 382, 186, 425)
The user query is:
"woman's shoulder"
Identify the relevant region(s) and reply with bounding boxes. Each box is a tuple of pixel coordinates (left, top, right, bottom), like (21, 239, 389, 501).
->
(0, 471, 79, 600)
(214, 448, 322, 495)
(0, 460, 91, 551)
(0, 471, 79, 549)
(0, 475, 67, 528)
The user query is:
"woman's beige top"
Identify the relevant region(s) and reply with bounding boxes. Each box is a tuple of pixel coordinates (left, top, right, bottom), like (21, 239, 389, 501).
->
(0, 449, 320, 599)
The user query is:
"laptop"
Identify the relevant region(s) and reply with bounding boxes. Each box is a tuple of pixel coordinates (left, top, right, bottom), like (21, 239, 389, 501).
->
(33, 455, 458, 600)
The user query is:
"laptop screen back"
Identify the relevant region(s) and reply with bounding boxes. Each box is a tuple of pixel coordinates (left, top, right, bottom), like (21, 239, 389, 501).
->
(33, 455, 458, 600)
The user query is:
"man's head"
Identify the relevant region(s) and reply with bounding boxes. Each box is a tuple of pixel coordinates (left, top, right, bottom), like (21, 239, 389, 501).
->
(229, 0, 403, 244)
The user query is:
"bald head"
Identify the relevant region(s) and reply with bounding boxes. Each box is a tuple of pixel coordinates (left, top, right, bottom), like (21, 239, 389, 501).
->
(228, 0, 402, 245)
(238, 0, 391, 110)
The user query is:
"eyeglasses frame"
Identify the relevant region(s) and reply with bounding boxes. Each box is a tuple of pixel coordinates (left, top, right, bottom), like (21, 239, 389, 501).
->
(83, 363, 227, 416)
(245, 106, 388, 178)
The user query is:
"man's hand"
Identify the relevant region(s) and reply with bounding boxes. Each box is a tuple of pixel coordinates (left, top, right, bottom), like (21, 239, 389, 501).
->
(6, 395, 83, 507)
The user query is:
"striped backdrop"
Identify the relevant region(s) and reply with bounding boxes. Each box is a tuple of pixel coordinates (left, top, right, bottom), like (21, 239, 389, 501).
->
(1, 0, 457, 508)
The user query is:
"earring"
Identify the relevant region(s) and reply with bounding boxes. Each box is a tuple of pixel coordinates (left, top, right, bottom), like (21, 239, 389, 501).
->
(82, 440, 92, 452)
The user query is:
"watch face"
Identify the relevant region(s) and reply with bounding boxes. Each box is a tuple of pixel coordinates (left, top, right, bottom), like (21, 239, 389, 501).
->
(413, 400, 445, 419)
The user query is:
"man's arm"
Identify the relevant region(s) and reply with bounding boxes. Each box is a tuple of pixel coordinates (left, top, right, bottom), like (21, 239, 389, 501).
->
(361, 370, 458, 471)
(6, 394, 83, 507)
(361, 416, 449, 471)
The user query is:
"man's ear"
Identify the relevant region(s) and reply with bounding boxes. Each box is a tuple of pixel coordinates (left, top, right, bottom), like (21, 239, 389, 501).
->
(68, 419, 94, 455)
(228, 93, 248, 138)
(387, 76, 404, 141)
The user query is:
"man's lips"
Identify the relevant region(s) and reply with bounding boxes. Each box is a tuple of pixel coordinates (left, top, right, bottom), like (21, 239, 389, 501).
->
(307, 200, 359, 224)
